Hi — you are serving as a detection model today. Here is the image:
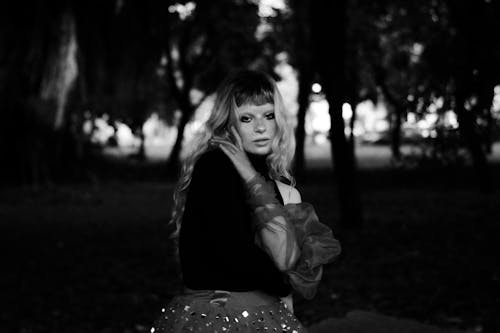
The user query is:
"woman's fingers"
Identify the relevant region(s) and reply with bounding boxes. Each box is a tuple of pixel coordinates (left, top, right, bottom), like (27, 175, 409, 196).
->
(211, 133, 256, 181)
(230, 126, 244, 150)
(218, 144, 232, 158)
(210, 138, 238, 154)
(218, 145, 242, 166)
(210, 137, 235, 149)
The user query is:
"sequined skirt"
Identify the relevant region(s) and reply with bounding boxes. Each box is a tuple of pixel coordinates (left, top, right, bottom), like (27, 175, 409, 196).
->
(151, 289, 307, 332)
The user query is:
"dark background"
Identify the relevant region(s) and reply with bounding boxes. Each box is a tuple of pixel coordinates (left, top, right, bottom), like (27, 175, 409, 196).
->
(1, 0, 499, 332)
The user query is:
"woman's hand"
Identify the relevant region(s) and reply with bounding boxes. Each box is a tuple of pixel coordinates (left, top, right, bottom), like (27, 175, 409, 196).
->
(209, 127, 257, 182)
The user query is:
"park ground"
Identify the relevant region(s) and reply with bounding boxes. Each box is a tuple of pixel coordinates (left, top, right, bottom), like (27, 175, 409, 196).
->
(1, 142, 499, 333)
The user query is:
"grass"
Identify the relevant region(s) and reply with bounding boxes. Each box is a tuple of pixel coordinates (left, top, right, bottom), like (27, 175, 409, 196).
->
(1, 157, 499, 332)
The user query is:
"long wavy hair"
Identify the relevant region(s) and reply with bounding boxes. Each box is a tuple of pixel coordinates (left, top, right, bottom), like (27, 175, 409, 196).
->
(169, 70, 295, 238)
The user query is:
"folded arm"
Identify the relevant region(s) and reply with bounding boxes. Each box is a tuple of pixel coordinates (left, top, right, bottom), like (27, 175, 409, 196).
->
(245, 174, 301, 272)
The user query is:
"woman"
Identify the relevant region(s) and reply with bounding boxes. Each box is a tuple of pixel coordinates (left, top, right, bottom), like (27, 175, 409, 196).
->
(152, 70, 340, 332)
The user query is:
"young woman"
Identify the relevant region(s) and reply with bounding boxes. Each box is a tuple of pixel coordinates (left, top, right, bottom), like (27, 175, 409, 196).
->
(151, 70, 340, 332)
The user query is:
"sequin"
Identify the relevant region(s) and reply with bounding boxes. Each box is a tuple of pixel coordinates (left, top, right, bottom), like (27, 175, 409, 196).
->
(153, 293, 306, 332)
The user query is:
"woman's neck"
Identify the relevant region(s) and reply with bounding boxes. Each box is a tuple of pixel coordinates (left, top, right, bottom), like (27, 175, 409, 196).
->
(247, 152, 271, 180)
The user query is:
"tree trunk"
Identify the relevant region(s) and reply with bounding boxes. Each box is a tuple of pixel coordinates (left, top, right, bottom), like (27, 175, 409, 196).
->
(455, 91, 493, 193)
(0, 3, 78, 185)
(390, 107, 403, 162)
(166, 104, 194, 176)
(374, 67, 404, 162)
(131, 129, 146, 162)
(446, 0, 494, 192)
(291, 0, 313, 180)
(476, 80, 495, 155)
(328, 95, 363, 228)
(310, 0, 363, 229)
(294, 73, 312, 180)
(349, 100, 357, 149)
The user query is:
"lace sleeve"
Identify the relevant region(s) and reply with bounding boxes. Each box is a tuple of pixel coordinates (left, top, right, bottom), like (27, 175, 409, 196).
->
(245, 174, 300, 272)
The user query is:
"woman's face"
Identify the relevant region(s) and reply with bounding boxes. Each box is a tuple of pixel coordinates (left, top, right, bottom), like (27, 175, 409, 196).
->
(234, 103, 277, 156)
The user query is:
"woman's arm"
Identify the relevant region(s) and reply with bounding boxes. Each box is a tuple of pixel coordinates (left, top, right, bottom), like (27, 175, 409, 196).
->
(180, 149, 291, 295)
(211, 128, 301, 272)
(245, 174, 301, 272)
(275, 182, 301, 313)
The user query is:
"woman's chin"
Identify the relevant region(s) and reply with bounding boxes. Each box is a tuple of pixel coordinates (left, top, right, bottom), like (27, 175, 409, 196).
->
(246, 146, 271, 156)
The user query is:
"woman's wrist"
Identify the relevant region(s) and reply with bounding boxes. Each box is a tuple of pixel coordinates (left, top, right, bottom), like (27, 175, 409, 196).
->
(244, 174, 280, 209)
(242, 170, 258, 184)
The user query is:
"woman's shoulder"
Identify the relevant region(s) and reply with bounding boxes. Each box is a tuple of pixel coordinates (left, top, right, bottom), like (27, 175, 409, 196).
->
(196, 148, 229, 167)
(193, 148, 238, 179)
(274, 180, 301, 204)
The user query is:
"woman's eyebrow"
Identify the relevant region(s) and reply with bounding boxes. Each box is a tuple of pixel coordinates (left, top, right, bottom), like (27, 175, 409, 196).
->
(255, 107, 275, 114)
(238, 107, 274, 116)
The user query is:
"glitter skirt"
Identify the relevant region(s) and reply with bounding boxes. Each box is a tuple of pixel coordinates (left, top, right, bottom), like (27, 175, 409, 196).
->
(151, 289, 307, 332)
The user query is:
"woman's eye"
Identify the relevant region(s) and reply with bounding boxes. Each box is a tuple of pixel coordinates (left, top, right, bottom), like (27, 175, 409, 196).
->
(266, 113, 275, 120)
(240, 116, 251, 123)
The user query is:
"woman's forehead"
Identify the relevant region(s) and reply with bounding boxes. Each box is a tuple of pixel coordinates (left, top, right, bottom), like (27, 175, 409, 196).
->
(235, 89, 274, 107)
(236, 103, 274, 114)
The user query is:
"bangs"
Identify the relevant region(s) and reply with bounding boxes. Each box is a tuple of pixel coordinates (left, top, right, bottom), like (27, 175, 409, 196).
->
(234, 90, 274, 107)
(232, 71, 275, 107)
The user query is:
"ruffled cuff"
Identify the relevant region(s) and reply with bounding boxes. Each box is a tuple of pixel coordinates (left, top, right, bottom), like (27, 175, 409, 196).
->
(284, 203, 341, 299)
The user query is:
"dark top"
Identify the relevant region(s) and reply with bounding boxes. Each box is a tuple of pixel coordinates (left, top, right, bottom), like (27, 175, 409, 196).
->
(179, 148, 291, 297)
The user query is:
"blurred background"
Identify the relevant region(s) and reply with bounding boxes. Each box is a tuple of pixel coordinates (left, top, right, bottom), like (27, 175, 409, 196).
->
(1, 0, 499, 332)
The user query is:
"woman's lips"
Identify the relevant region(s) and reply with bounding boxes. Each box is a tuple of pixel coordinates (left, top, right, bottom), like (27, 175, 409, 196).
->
(253, 138, 270, 146)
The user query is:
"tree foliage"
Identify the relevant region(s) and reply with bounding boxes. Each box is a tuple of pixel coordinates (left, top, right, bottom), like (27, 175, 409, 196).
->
(1, 0, 499, 188)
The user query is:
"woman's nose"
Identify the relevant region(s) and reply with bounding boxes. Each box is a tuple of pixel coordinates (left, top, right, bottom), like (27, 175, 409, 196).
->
(254, 120, 266, 133)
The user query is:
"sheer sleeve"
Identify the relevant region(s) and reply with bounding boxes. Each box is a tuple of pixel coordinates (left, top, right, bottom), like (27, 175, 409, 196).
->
(244, 173, 341, 299)
(244, 174, 301, 272)
(283, 203, 341, 299)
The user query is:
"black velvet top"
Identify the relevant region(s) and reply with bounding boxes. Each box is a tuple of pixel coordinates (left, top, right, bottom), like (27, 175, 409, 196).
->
(179, 148, 291, 297)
